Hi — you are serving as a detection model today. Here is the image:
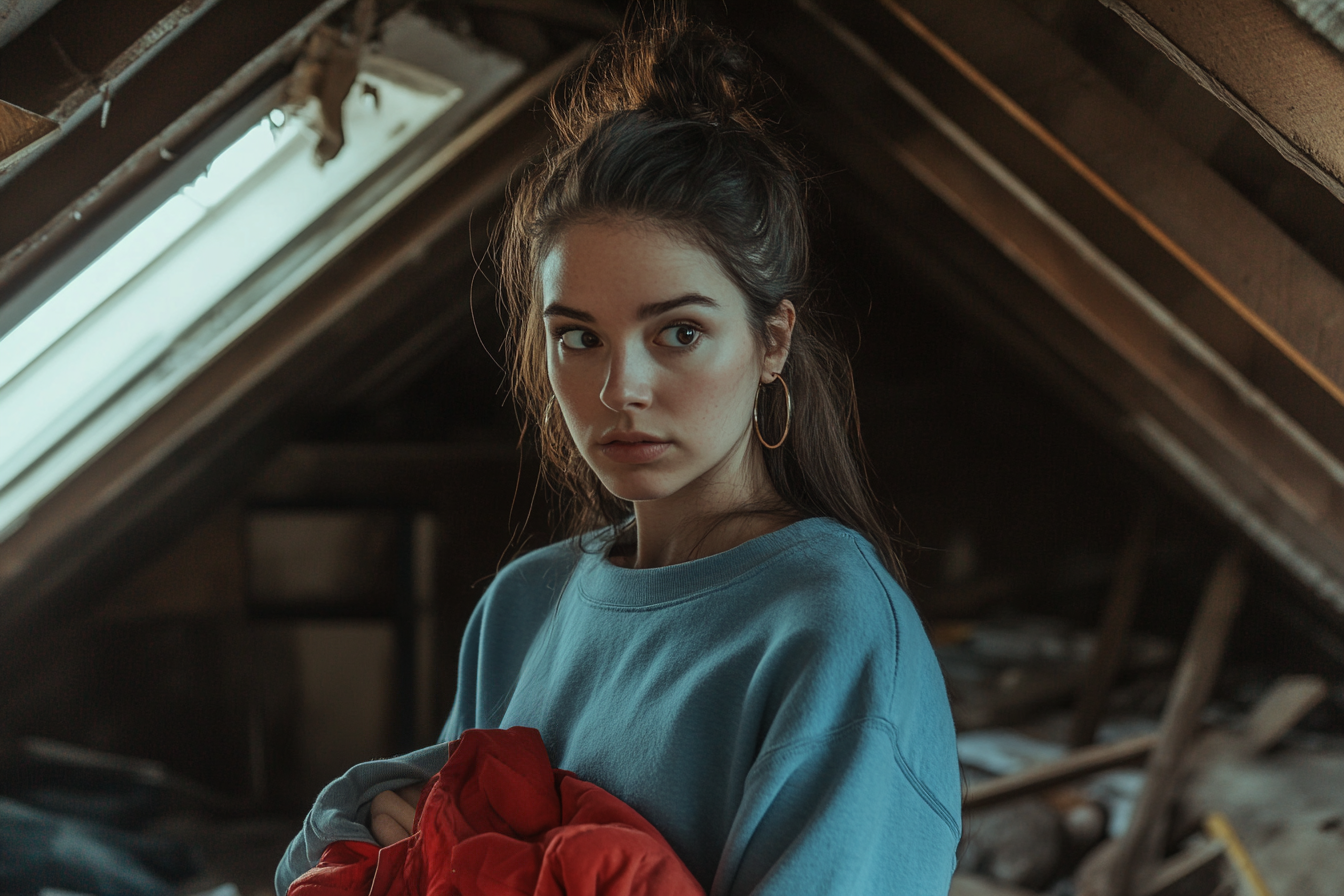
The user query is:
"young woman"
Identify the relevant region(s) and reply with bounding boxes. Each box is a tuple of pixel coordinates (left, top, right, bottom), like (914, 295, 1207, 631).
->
(277, 16, 960, 894)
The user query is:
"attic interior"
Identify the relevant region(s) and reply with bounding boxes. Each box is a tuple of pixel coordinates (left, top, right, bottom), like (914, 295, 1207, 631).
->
(2, 0, 1344, 894)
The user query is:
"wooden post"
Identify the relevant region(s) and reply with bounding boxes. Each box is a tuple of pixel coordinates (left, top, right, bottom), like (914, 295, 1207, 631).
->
(1070, 497, 1158, 748)
(1095, 549, 1246, 896)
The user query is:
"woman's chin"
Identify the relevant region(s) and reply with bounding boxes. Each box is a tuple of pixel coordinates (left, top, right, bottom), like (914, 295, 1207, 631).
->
(597, 470, 684, 504)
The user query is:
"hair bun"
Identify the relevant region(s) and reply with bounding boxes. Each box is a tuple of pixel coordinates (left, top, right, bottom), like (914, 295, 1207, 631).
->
(556, 16, 768, 142)
(642, 24, 757, 127)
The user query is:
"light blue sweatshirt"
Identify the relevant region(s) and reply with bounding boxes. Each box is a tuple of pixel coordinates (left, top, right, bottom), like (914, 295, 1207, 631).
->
(275, 517, 961, 895)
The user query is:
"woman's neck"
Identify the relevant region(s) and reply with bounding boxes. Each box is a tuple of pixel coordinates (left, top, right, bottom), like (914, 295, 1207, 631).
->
(615, 452, 795, 569)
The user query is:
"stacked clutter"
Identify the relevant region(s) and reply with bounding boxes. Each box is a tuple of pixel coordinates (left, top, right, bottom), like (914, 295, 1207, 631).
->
(0, 737, 259, 896)
(934, 551, 1344, 896)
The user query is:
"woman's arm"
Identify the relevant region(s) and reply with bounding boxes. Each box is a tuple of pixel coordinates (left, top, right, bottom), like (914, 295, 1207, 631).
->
(273, 743, 451, 895)
(368, 783, 425, 846)
(712, 544, 962, 894)
(715, 718, 960, 895)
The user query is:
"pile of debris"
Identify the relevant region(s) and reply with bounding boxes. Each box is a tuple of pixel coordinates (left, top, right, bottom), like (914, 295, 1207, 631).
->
(941, 549, 1344, 896)
(0, 735, 293, 895)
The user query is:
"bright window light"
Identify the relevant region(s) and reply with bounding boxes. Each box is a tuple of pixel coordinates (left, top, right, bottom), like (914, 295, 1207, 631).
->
(0, 57, 462, 538)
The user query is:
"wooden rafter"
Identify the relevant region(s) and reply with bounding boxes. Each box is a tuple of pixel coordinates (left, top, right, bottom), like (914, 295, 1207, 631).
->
(1102, 0, 1344, 205)
(728, 0, 1344, 612)
(0, 99, 57, 168)
(0, 44, 588, 637)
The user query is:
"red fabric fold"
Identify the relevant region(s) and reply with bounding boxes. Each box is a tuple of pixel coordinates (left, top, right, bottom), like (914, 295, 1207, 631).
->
(289, 727, 704, 896)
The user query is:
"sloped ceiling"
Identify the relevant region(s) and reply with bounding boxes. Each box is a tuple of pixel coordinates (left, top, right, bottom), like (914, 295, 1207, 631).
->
(727, 0, 1344, 615)
(1, 0, 1343, 640)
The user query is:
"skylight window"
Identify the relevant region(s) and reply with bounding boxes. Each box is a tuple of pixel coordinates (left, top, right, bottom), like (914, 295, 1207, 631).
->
(0, 55, 462, 539)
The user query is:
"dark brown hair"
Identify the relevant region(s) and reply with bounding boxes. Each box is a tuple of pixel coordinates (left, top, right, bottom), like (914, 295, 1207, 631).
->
(498, 13, 905, 582)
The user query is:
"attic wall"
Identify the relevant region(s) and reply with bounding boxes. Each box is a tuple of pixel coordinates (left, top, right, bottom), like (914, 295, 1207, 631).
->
(6, 190, 1341, 819)
(4, 2, 1344, 892)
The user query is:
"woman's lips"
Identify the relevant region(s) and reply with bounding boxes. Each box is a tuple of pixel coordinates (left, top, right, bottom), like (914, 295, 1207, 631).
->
(598, 440, 670, 463)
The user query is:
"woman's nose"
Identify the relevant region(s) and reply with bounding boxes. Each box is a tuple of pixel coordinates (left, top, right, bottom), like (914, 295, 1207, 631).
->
(600, 346, 653, 411)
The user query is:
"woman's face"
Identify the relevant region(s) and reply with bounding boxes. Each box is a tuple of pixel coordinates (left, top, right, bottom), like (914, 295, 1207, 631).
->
(540, 218, 789, 506)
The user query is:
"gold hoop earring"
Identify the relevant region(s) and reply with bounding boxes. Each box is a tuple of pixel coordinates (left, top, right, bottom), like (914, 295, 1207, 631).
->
(753, 374, 792, 450)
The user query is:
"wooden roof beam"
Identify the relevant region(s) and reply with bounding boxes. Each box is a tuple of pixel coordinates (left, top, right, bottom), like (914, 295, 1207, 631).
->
(0, 0, 227, 188)
(0, 99, 56, 168)
(0, 46, 587, 638)
(729, 0, 1344, 612)
(1101, 0, 1344, 205)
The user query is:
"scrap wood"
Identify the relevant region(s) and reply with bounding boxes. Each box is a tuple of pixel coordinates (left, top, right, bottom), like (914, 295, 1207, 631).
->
(973, 671, 1328, 812)
(1242, 674, 1328, 755)
(1203, 812, 1273, 896)
(964, 732, 1158, 810)
(1081, 549, 1246, 896)
(0, 100, 58, 167)
(1176, 730, 1344, 896)
(284, 0, 376, 163)
(949, 871, 1040, 896)
(1136, 838, 1225, 896)
(1070, 498, 1158, 748)
(1075, 836, 1227, 896)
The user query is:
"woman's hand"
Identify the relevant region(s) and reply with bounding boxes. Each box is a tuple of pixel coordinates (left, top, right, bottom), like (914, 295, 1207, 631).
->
(369, 783, 425, 846)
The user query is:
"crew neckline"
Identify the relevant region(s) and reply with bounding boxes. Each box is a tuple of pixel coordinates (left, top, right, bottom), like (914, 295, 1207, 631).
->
(574, 516, 852, 609)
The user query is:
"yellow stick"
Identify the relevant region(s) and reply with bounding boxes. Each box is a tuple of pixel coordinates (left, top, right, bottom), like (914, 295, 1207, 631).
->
(1204, 811, 1274, 896)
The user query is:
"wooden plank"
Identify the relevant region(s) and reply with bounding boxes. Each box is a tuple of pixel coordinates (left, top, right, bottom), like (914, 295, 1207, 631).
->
(0, 0, 226, 186)
(963, 733, 1159, 810)
(0, 100, 57, 166)
(1135, 838, 1226, 896)
(1069, 498, 1157, 748)
(0, 47, 584, 635)
(1101, 0, 1344, 205)
(0, 0, 353, 320)
(1243, 674, 1329, 754)
(750, 0, 1344, 613)
(950, 872, 1040, 896)
(895, 0, 1344, 457)
(1100, 550, 1247, 896)
(1203, 812, 1274, 896)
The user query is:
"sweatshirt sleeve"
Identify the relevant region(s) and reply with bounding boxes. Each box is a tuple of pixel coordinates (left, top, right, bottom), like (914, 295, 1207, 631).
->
(711, 717, 960, 895)
(710, 539, 962, 895)
(272, 741, 454, 895)
(275, 545, 570, 895)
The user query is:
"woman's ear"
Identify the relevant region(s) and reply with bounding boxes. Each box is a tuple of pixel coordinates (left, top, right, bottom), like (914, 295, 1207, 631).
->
(761, 300, 797, 384)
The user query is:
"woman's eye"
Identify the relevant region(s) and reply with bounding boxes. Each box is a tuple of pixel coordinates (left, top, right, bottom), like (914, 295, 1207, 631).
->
(659, 324, 701, 347)
(558, 329, 600, 350)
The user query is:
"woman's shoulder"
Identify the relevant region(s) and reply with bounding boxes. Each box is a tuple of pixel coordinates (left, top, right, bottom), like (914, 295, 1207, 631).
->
(494, 536, 584, 585)
(472, 535, 585, 616)
(763, 520, 958, 800)
(764, 517, 912, 626)
(761, 519, 945, 699)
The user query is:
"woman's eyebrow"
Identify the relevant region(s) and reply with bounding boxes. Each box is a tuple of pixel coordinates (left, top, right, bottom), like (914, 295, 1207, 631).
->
(637, 294, 719, 320)
(542, 294, 720, 323)
(542, 303, 596, 322)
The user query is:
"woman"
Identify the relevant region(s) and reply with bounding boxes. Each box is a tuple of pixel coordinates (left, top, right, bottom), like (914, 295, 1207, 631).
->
(277, 15, 960, 894)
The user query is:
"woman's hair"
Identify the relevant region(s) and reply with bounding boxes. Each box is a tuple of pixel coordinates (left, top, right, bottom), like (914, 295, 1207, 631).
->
(497, 12, 905, 582)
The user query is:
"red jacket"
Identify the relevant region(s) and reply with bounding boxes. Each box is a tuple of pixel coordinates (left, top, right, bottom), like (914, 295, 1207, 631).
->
(288, 727, 705, 896)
